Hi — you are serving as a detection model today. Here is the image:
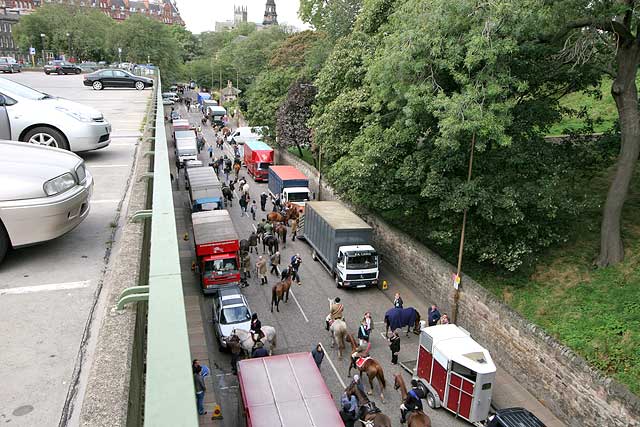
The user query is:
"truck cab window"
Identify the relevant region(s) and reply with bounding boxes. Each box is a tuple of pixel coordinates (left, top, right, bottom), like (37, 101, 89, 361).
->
(346, 253, 378, 269)
(204, 258, 238, 274)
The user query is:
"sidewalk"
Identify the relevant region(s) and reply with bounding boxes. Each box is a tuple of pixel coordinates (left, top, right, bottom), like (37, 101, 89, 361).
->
(378, 268, 565, 427)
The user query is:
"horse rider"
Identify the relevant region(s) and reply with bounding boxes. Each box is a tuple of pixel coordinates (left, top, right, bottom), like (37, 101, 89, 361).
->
(264, 220, 274, 236)
(250, 313, 264, 347)
(400, 379, 426, 424)
(281, 264, 294, 281)
(326, 297, 344, 330)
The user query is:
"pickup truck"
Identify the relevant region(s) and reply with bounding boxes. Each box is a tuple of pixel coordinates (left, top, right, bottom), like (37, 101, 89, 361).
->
(267, 165, 312, 212)
(304, 201, 379, 288)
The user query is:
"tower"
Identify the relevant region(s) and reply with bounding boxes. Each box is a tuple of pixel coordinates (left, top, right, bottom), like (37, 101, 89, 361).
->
(262, 0, 277, 26)
(234, 5, 247, 25)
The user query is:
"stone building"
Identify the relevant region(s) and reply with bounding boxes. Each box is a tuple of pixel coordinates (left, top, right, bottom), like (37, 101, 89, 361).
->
(215, 4, 247, 32)
(262, 0, 277, 26)
(220, 80, 241, 103)
(0, 7, 19, 57)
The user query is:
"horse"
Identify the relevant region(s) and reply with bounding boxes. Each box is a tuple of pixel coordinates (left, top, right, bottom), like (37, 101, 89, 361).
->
(263, 234, 279, 255)
(393, 374, 432, 427)
(222, 186, 233, 206)
(271, 276, 292, 312)
(329, 318, 348, 359)
(274, 223, 287, 248)
(239, 239, 250, 255)
(344, 381, 392, 427)
(384, 307, 421, 337)
(284, 205, 299, 224)
(248, 232, 258, 254)
(347, 333, 386, 403)
(267, 212, 285, 223)
(230, 327, 277, 356)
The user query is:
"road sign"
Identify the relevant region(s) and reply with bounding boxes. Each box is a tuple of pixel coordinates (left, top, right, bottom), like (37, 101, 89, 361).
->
(29, 47, 36, 55)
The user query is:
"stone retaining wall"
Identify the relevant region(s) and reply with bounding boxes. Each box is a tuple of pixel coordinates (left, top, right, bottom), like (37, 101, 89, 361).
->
(275, 148, 640, 427)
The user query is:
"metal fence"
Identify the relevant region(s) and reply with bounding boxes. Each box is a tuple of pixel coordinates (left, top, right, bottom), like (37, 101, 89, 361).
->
(143, 71, 198, 427)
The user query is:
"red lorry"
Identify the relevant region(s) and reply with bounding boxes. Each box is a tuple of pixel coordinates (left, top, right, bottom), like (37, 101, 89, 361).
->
(192, 210, 240, 294)
(237, 352, 344, 427)
(243, 140, 274, 182)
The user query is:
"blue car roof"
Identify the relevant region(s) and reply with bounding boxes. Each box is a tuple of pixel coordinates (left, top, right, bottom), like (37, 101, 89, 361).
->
(194, 197, 222, 204)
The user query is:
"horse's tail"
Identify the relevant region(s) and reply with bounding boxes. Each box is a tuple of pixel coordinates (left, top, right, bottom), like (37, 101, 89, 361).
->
(271, 286, 277, 302)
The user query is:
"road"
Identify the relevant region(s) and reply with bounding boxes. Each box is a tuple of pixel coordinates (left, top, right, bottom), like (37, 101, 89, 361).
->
(172, 101, 469, 427)
(0, 72, 150, 426)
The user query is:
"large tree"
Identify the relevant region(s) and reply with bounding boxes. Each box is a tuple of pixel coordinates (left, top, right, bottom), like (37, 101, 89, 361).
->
(299, 0, 362, 40)
(276, 80, 317, 160)
(548, 1, 640, 267)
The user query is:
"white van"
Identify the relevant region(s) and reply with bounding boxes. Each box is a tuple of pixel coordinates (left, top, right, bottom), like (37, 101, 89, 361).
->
(226, 126, 267, 145)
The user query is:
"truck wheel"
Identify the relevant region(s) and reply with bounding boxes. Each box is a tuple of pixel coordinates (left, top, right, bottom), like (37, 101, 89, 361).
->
(426, 392, 437, 409)
(0, 222, 9, 264)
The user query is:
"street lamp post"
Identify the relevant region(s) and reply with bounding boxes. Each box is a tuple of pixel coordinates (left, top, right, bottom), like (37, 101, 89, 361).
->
(118, 47, 122, 64)
(40, 33, 45, 64)
(66, 33, 71, 61)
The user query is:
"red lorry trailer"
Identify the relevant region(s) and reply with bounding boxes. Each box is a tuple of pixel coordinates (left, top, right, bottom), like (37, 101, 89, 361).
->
(237, 352, 344, 427)
(243, 140, 274, 182)
(192, 210, 240, 294)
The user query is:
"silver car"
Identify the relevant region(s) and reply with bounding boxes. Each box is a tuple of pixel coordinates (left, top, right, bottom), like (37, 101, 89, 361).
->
(0, 140, 93, 264)
(0, 77, 111, 152)
(212, 286, 252, 349)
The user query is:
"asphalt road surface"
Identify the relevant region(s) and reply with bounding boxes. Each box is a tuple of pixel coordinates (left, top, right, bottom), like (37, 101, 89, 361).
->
(0, 72, 150, 426)
(172, 102, 469, 427)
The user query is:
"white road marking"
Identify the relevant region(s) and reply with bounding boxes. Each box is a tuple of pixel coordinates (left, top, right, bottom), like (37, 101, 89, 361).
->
(90, 199, 120, 204)
(288, 289, 309, 323)
(319, 342, 346, 389)
(87, 164, 129, 168)
(0, 280, 91, 296)
(219, 385, 239, 390)
(252, 224, 257, 232)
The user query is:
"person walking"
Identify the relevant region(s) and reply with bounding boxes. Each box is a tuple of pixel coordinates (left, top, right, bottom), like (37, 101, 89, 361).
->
(228, 334, 242, 375)
(290, 253, 302, 285)
(207, 143, 213, 159)
(242, 182, 250, 196)
(241, 251, 251, 280)
(239, 194, 248, 217)
(340, 392, 358, 427)
(260, 192, 268, 211)
(256, 256, 268, 285)
(233, 161, 241, 179)
(428, 304, 441, 326)
(194, 365, 207, 415)
(250, 200, 257, 220)
(388, 329, 401, 365)
(311, 343, 324, 369)
(291, 218, 298, 241)
(251, 341, 269, 358)
(270, 251, 280, 276)
(358, 318, 370, 348)
(394, 292, 404, 309)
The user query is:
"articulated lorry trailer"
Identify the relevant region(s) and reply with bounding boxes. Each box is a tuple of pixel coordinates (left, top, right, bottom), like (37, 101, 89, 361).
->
(303, 201, 379, 289)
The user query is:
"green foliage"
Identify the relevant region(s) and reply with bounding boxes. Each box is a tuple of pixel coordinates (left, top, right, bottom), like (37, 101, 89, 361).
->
(171, 25, 202, 63)
(299, 0, 362, 40)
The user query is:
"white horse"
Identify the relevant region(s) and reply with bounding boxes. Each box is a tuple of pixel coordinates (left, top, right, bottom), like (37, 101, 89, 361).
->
(232, 327, 277, 356)
(329, 319, 348, 359)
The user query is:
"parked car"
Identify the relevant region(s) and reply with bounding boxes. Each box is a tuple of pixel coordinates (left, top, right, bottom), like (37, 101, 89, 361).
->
(486, 408, 546, 427)
(162, 92, 179, 102)
(0, 77, 111, 151)
(44, 60, 81, 75)
(0, 57, 20, 73)
(78, 62, 99, 72)
(0, 140, 93, 264)
(83, 69, 153, 91)
(212, 286, 252, 349)
(170, 110, 180, 122)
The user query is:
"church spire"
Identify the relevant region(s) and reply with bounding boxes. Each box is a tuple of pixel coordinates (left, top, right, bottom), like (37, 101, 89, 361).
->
(262, 0, 278, 26)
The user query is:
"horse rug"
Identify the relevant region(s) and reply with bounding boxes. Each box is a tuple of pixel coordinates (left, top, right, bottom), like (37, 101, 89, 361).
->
(385, 307, 417, 331)
(356, 357, 371, 369)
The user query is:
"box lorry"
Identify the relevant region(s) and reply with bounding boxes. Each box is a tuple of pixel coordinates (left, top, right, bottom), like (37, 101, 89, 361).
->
(186, 166, 223, 211)
(243, 140, 273, 182)
(192, 210, 240, 294)
(304, 201, 379, 288)
(175, 134, 197, 168)
(267, 166, 312, 212)
(207, 105, 227, 127)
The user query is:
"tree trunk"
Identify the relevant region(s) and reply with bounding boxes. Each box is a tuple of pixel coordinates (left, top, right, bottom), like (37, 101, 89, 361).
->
(596, 41, 640, 267)
(296, 143, 305, 160)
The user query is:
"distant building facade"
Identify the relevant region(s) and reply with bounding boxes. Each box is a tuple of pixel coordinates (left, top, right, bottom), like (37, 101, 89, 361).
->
(0, 7, 19, 57)
(262, 0, 276, 26)
(215, 4, 247, 32)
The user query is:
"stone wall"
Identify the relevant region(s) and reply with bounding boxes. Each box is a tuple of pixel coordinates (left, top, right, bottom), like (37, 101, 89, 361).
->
(275, 148, 640, 427)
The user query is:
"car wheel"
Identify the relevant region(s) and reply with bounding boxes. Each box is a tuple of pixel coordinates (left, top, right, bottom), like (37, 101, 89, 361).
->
(23, 126, 70, 150)
(426, 392, 437, 409)
(8, 68, 13, 74)
(135, 81, 145, 91)
(57, 69, 64, 75)
(92, 80, 103, 90)
(75, 68, 81, 74)
(0, 221, 10, 265)
(45, 71, 50, 75)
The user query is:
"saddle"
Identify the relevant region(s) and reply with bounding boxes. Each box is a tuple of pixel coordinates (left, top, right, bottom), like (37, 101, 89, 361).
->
(355, 357, 371, 369)
(360, 401, 381, 416)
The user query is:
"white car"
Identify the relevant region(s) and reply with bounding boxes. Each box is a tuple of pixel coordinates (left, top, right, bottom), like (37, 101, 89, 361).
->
(212, 286, 252, 349)
(0, 77, 111, 152)
(0, 140, 93, 264)
(226, 126, 267, 145)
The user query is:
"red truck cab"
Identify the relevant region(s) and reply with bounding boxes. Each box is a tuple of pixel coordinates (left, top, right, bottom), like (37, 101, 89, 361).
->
(192, 211, 240, 293)
(243, 140, 274, 182)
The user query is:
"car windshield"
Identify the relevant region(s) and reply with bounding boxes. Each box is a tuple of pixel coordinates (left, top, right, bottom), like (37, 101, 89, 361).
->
(220, 305, 251, 324)
(287, 192, 309, 203)
(346, 253, 378, 269)
(257, 162, 271, 170)
(204, 258, 238, 274)
(0, 78, 51, 100)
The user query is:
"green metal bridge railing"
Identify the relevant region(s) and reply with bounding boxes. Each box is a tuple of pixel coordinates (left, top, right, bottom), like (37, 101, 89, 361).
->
(144, 71, 198, 426)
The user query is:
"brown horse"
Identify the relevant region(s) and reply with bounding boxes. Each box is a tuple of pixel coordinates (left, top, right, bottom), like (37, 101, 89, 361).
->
(393, 374, 432, 427)
(270, 276, 292, 312)
(345, 381, 392, 427)
(275, 223, 287, 248)
(347, 333, 386, 403)
(284, 205, 300, 223)
(267, 212, 285, 223)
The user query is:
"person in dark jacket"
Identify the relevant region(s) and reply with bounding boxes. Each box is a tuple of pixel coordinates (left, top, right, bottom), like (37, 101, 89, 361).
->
(427, 304, 441, 326)
(251, 341, 269, 358)
(400, 379, 426, 423)
(357, 319, 370, 347)
(228, 334, 242, 374)
(394, 292, 404, 309)
(250, 313, 264, 343)
(339, 392, 358, 427)
(389, 329, 401, 365)
(311, 343, 324, 369)
(260, 192, 268, 211)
